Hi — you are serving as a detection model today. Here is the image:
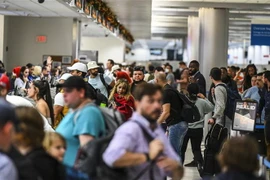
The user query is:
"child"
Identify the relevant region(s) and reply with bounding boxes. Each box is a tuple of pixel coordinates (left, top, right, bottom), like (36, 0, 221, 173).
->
(43, 132, 66, 162)
(109, 78, 135, 121)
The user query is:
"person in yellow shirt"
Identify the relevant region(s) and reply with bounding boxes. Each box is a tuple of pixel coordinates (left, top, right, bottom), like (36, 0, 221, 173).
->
(53, 73, 72, 129)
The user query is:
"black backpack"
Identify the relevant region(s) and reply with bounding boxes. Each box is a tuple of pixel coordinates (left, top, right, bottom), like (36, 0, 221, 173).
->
(166, 88, 201, 123)
(216, 84, 241, 120)
(85, 82, 108, 107)
(201, 123, 228, 177)
(100, 74, 112, 96)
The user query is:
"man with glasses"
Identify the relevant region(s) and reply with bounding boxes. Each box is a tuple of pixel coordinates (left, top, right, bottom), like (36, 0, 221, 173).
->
(131, 66, 147, 95)
(56, 76, 105, 167)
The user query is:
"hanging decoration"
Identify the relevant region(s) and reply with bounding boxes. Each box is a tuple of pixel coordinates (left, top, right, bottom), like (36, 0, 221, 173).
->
(80, 0, 134, 44)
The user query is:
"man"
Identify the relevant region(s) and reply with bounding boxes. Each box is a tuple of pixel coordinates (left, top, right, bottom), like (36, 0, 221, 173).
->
(0, 99, 19, 180)
(220, 67, 238, 92)
(26, 63, 35, 81)
(174, 62, 187, 81)
(67, 62, 87, 78)
(56, 76, 105, 167)
(53, 73, 72, 128)
(148, 67, 164, 84)
(103, 83, 183, 180)
(144, 65, 155, 82)
(104, 59, 115, 77)
(227, 66, 237, 79)
(243, 73, 264, 103)
(165, 64, 175, 87)
(131, 66, 147, 95)
(156, 72, 188, 159)
(41, 66, 51, 81)
(87, 61, 113, 98)
(189, 60, 206, 96)
(111, 65, 121, 79)
(208, 68, 227, 125)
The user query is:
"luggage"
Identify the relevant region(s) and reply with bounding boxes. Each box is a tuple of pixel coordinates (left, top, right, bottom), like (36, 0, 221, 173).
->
(201, 123, 228, 177)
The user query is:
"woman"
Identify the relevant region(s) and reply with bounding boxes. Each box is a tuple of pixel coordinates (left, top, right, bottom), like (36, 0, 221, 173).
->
(11, 106, 65, 180)
(177, 68, 189, 94)
(28, 80, 54, 126)
(243, 64, 257, 91)
(14, 66, 29, 96)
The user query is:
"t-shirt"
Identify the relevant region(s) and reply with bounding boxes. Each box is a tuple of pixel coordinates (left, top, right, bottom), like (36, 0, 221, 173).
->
(54, 92, 69, 128)
(54, 93, 65, 107)
(166, 73, 175, 86)
(56, 104, 105, 167)
(0, 153, 18, 180)
(163, 84, 183, 125)
(88, 74, 112, 97)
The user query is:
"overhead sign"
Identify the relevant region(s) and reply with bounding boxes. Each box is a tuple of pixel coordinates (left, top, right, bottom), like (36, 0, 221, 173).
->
(251, 24, 270, 46)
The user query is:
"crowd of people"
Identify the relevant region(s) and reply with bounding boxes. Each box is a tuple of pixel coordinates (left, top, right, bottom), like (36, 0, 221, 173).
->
(0, 57, 268, 180)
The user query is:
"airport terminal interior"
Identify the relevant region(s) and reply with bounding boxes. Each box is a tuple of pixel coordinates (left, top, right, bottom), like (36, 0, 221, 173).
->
(1, 0, 270, 180)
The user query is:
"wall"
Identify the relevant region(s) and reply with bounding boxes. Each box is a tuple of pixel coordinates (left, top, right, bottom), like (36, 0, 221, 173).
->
(80, 36, 125, 65)
(5, 17, 73, 71)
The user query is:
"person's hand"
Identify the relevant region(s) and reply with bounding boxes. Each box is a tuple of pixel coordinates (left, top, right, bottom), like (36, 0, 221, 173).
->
(157, 157, 184, 179)
(189, 76, 197, 83)
(197, 93, 205, 99)
(208, 118, 215, 125)
(112, 101, 117, 109)
(47, 56, 53, 65)
(211, 87, 215, 97)
(149, 139, 164, 160)
(24, 77, 29, 82)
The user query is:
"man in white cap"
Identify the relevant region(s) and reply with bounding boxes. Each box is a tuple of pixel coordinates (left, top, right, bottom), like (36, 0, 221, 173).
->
(67, 62, 87, 78)
(87, 61, 113, 98)
(111, 65, 121, 80)
(53, 73, 72, 128)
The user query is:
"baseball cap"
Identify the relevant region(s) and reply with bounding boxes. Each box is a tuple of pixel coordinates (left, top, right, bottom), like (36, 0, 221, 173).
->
(111, 65, 121, 72)
(0, 98, 19, 127)
(58, 73, 72, 81)
(87, 61, 99, 70)
(67, 62, 87, 73)
(57, 76, 86, 90)
(0, 74, 10, 91)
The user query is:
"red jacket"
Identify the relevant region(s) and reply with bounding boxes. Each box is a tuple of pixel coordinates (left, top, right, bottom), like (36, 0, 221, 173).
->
(113, 93, 135, 121)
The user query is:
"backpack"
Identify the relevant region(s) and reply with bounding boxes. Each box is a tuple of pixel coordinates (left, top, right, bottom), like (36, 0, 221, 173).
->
(216, 84, 241, 120)
(85, 82, 108, 107)
(202, 123, 228, 177)
(74, 103, 125, 179)
(165, 88, 201, 123)
(100, 74, 112, 96)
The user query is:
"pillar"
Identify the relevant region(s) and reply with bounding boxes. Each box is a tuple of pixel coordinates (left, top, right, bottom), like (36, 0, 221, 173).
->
(187, 16, 200, 64)
(0, 15, 4, 63)
(199, 8, 229, 89)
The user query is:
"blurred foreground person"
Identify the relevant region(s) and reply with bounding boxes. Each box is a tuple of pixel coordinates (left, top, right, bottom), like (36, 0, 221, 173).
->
(103, 83, 184, 180)
(204, 137, 264, 180)
(0, 99, 18, 180)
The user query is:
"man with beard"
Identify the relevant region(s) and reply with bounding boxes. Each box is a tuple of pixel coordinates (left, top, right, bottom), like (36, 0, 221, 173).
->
(156, 72, 188, 161)
(131, 66, 147, 95)
(188, 60, 206, 96)
(103, 83, 183, 180)
(220, 67, 238, 92)
(87, 61, 114, 98)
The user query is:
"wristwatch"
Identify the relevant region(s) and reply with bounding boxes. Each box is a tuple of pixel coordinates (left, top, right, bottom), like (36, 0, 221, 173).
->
(144, 153, 151, 162)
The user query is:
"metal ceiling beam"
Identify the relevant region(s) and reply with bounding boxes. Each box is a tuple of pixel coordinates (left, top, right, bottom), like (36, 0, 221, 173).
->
(153, 1, 270, 10)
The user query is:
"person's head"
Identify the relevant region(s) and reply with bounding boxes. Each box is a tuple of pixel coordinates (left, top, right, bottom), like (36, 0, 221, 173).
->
(220, 67, 228, 79)
(0, 74, 10, 97)
(154, 66, 164, 75)
(87, 61, 100, 78)
(13, 106, 44, 150)
(109, 79, 132, 101)
(251, 75, 257, 87)
(32, 66, 42, 77)
(43, 132, 66, 162)
(0, 61, 4, 68)
(187, 83, 199, 101)
(148, 65, 155, 73)
(263, 71, 270, 85)
(133, 66, 144, 82)
(59, 76, 87, 109)
(58, 73, 72, 84)
(227, 66, 237, 78)
(42, 66, 50, 77)
(210, 67, 222, 83)
(256, 73, 264, 89)
(133, 83, 162, 123)
(179, 62, 187, 70)
(13, 66, 21, 78)
(155, 72, 167, 86)
(111, 65, 121, 77)
(67, 62, 87, 77)
(218, 137, 259, 173)
(165, 64, 173, 73)
(26, 63, 34, 76)
(189, 60, 200, 75)
(106, 59, 114, 70)
(246, 64, 257, 77)
(125, 66, 133, 78)
(0, 99, 18, 152)
(20, 66, 29, 80)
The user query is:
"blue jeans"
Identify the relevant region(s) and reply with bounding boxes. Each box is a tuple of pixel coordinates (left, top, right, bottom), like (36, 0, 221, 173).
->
(168, 121, 188, 159)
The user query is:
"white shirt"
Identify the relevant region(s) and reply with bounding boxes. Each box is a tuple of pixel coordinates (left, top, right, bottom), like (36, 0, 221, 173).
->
(54, 93, 65, 107)
(88, 74, 112, 97)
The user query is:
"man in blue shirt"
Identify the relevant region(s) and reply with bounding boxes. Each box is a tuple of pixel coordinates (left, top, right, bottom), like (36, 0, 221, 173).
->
(56, 76, 105, 167)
